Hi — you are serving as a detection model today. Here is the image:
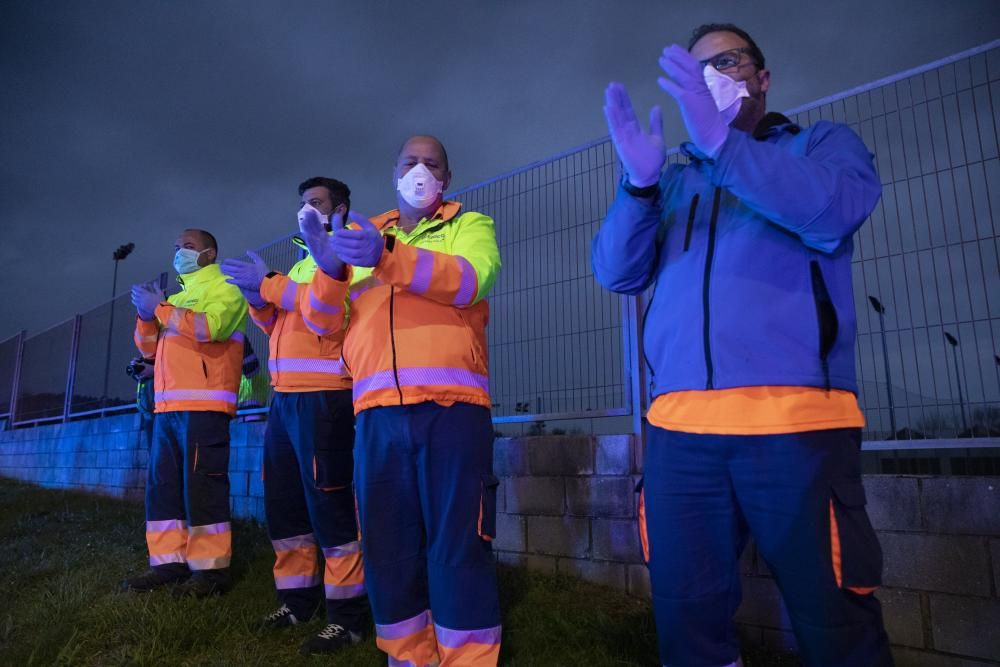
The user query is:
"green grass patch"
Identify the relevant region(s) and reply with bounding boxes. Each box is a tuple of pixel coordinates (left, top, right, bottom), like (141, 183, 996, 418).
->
(0, 477, 798, 665)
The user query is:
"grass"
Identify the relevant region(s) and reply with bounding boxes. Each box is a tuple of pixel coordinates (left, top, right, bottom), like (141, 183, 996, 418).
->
(0, 478, 798, 666)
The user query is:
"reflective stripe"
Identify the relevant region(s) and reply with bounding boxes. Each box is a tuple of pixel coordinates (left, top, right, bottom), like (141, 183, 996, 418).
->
(146, 519, 187, 532)
(193, 312, 210, 342)
(280, 280, 298, 311)
(309, 290, 342, 315)
(321, 541, 361, 559)
(189, 521, 230, 536)
(434, 623, 502, 648)
(167, 309, 183, 332)
(275, 574, 322, 589)
(135, 333, 158, 344)
(376, 609, 433, 641)
(149, 553, 186, 566)
(325, 582, 366, 599)
(272, 533, 317, 551)
(387, 658, 419, 667)
(188, 556, 231, 570)
(229, 330, 245, 343)
(155, 389, 237, 403)
(251, 310, 278, 328)
(268, 358, 345, 375)
(350, 275, 382, 301)
(409, 248, 434, 296)
(453, 256, 477, 306)
(302, 312, 334, 336)
(354, 367, 489, 396)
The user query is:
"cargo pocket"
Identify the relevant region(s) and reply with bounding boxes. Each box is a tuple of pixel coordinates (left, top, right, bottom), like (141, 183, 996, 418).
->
(636, 477, 649, 563)
(829, 481, 882, 594)
(313, 444, 354, 491)
(477, 475, 499, 541)
(194, 441, 230, 476)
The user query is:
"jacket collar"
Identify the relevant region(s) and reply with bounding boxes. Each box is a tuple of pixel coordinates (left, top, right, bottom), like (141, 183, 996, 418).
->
(680, 112, 802, 163)
(370, 200, 463, 233)
(177, 262, 222, 290)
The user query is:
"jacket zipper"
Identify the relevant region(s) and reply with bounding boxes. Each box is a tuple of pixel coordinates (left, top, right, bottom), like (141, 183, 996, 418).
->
(388, 286, 404, 403)
(702, 187, 722, 389)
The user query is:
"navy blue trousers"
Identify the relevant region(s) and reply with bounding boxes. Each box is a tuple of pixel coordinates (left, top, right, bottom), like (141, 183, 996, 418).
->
(263, 390, 368, 631)
(643, 426, 892, 667)
(355, 402, 501, 663)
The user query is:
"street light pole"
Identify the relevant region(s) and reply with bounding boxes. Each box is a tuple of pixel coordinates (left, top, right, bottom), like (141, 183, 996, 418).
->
(101, 243, 135, 410)
(867, 296, 896, 438)
(944, 331, 968, 434)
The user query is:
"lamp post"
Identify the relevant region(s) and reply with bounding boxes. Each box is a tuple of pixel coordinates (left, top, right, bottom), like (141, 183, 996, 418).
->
(101, 243, 135, 409)
(867, 296, 896, 438)
(943, 331, 968, 434)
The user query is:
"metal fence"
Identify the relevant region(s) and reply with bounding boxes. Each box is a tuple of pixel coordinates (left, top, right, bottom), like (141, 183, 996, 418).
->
(2, 40, 998, 446)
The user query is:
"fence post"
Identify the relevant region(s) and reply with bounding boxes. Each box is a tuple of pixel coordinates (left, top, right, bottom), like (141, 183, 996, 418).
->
(8, 330, 25, 425)
(63, 315, 82, 422)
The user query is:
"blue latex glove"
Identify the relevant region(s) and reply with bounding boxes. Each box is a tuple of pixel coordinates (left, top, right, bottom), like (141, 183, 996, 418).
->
(657, 44, 729, 158)
(221, 251, 269, 291)
(331, 213, 384, 268)
(130, 283, 164, 321)
(298, 206, 346, 279)
(239, 287, 267, 309)
(603, 82, 665, 188)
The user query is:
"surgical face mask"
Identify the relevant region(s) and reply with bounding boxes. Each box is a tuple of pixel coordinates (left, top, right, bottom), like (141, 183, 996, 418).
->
(297, 203, 332, 233)
(703, 64, 750, 126)
(173, 248, 207, 275)
(396, 163, 443, 209)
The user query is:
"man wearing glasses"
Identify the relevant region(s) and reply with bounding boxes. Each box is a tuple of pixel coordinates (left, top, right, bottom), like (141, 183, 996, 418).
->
(593, 23, 892, 666)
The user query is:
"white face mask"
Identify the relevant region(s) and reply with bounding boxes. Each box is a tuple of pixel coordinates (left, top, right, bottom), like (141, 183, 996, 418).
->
(297, 203, 332, 233)
(396, 163, 443, 210)
(173, 248, 207, 275)
(703, 64, 750, 126)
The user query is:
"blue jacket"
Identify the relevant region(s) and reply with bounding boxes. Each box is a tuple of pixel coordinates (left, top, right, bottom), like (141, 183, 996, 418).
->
(592, 113, 881, 398)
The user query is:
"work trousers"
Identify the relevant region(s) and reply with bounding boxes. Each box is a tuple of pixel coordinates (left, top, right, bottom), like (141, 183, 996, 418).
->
(145, 410, 232, 576)
(642, 426, 892, 667)
(356, 402, 502, 667)
(264, 389, 368, 630)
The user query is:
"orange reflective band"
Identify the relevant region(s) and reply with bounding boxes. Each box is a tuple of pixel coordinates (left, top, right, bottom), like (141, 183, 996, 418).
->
(146, 525, 188, 558)
(638, 489, 649, 563)
(274, 546, 320, 579)
(186, 526, 231, 567)
(377, 611, 440, 667)
(323, 544, 365, 588)
(849, 586, 877, 595)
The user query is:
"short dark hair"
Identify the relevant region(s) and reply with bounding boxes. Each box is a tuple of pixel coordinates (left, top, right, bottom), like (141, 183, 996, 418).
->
(688, 23, 765, 69)
(185, 228, 218, 256)
(297, 177, 351, 213)
(397, 135, 450, 172)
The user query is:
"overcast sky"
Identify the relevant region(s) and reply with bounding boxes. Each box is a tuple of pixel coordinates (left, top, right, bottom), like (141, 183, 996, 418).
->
(1, 0, 997, 341)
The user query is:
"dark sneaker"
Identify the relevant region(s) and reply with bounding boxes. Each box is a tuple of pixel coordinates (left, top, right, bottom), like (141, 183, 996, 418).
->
(299, 623, 362, 655)
(120, 568, 189, 593)
(173, 571, 230, 598)
(259, 604, 300, 631)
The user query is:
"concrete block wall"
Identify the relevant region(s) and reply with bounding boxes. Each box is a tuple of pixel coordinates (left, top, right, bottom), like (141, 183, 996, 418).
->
(3, 420, 999, 663)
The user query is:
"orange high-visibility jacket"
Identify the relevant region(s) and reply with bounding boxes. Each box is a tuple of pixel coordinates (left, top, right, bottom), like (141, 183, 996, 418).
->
(248, 239, 351, 392)
(305, 201, 501, 414)
(134, 263, 248, 415)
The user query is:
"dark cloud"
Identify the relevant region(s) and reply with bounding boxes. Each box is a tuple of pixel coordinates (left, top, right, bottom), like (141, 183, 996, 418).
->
(1, 0, 997, 339)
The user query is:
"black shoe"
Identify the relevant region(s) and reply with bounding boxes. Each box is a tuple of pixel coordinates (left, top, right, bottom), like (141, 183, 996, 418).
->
(173, 571, 230, 598)
(299, 624, 362, 655)
(259, 604, 300, 631)
(120, 568, 189, 593)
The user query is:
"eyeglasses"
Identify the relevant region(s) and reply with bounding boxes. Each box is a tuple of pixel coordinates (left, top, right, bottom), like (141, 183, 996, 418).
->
(699, 47, 757, 73)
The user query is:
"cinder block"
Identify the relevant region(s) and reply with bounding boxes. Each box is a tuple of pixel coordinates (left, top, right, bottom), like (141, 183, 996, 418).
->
(494, 513, 526, 553)
(248, 470, 264, 498)
(929, 594, 1000, 661)
(922, 478, 1000, 536)
(526, 516, 590, 558)
(526, 436, 593, 475)
(864, 476, 921, 531)
(889, 647, 982, 667)
(565, 477, 633, 518)
(558, 558, 626, 592)
(591, 518, 643, 563)
(229, 471, 248, 497)
(627, 564, 651, 598)
(506, 477, 565, 516)
(493, 437, 529, 476)
(496, 478, 506, 513)
(595, 435, 632, 475)
(735, 576, 789, 630)
(880, 532, 990, 596)
(876, 588, 924, 648)
(496, 551, 557, 575)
